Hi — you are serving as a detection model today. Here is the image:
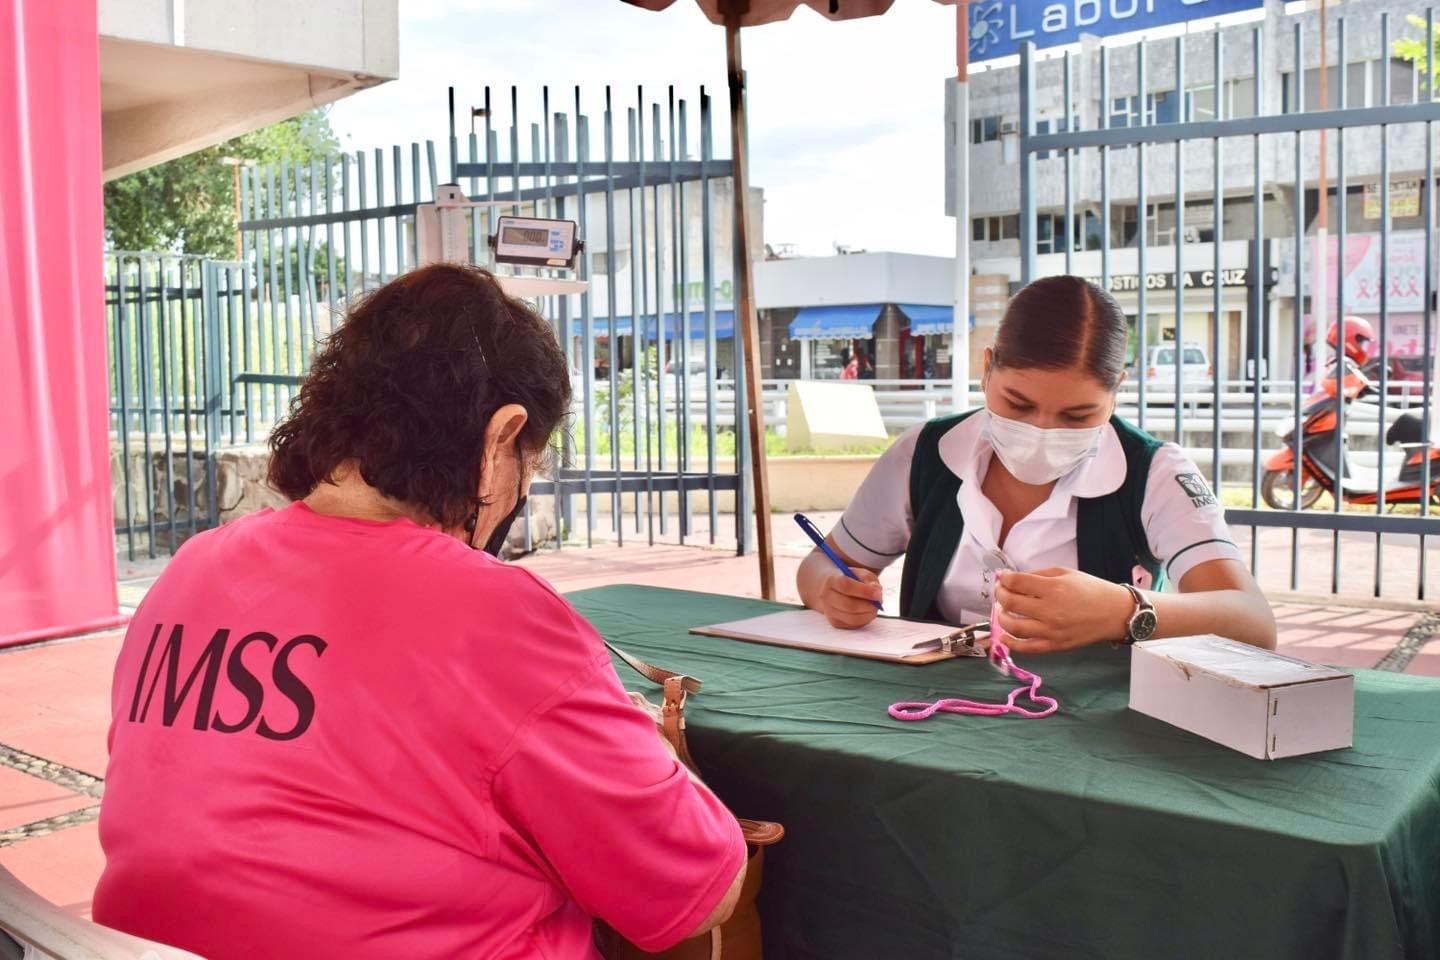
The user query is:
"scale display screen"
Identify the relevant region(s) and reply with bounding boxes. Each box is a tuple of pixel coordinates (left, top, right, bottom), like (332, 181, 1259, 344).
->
(501, 225, 550, 247)
(494, 216, 578, 267)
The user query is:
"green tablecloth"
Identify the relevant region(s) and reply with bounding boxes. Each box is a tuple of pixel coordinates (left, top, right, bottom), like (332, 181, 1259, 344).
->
(569, 585, 1440, 960)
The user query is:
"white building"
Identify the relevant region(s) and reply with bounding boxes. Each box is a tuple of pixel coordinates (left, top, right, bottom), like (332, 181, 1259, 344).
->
(950, 0, 1437, 382)
(101, 0, 398, 179)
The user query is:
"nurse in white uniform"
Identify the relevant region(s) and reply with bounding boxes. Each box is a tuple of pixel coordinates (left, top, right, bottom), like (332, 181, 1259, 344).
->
(798, 275, 1277, 653)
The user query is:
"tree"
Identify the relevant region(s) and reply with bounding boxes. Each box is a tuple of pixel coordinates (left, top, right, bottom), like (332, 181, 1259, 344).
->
(1394, 17, 1440, 91)
(104, 110, 341, 257)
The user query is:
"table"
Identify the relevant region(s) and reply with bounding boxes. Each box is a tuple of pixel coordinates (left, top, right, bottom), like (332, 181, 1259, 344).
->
(569, 585, 1440, 960)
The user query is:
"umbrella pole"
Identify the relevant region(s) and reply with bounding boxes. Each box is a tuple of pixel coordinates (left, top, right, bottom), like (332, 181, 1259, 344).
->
(725, 11, 776, 600)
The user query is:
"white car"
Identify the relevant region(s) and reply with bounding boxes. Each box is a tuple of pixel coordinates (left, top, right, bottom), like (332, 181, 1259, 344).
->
(1134, 343, 1213, 398)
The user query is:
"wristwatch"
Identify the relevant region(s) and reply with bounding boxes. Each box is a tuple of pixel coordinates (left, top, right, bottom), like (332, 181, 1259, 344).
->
(1120, 583, 1158, 644)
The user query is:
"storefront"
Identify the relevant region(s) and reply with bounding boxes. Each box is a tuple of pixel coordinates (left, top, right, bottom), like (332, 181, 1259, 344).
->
(570, 309, 736, 381)
(1072, 242, 1279, 383)
(754, 252, 957, 381)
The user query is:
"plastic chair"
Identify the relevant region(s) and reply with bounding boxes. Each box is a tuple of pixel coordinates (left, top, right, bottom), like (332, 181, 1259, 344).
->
(0, 865, 202, 960)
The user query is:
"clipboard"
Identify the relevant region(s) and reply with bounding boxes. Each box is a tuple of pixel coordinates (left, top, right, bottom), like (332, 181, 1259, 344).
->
(691, 608, 988, 665)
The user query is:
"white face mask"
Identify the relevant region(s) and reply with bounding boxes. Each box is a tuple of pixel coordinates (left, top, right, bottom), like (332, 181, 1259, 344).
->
(982, 410, 1106, 485)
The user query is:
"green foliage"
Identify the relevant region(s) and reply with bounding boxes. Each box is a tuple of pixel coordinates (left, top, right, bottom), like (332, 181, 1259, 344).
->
(1394, 16, 1440, 90)
(104, 111, 341, 257)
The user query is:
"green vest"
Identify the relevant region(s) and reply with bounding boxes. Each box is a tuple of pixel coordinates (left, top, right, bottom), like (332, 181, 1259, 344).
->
(898, 410, 1164, 623)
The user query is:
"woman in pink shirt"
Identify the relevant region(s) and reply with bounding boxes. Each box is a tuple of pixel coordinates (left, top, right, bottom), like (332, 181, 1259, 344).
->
(94, 264, 747, 959)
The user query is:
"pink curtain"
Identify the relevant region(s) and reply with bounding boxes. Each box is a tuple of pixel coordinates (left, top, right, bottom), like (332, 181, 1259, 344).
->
(0, 0, 124, 646)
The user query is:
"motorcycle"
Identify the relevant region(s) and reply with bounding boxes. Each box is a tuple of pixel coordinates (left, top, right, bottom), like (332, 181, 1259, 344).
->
(1260, 359, 1440, 510)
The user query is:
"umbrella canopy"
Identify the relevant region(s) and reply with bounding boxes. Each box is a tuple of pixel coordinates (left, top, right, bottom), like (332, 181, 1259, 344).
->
(619, 0, 900, 27)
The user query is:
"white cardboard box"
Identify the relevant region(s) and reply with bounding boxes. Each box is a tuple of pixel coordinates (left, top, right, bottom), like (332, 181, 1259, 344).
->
(1129, 636, 1354, 760)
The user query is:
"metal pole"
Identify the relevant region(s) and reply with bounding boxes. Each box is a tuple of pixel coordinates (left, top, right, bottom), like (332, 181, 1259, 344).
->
(1019, 42, 1037, 284)
(1312, 0, 1330, 392)
(231, 162, 242, 260)
(725, 9, 776, 600)
(952, 0, 971, 412)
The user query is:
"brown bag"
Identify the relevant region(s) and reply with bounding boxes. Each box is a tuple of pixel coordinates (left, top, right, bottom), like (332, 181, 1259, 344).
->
(594, 643, 784, 960)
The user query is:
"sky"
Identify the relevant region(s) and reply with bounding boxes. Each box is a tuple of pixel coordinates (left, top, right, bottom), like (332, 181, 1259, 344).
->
(326, 0, 961, 259)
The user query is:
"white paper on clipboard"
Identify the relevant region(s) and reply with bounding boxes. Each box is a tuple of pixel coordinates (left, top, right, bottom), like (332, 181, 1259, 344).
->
(692, 609, 982, 662)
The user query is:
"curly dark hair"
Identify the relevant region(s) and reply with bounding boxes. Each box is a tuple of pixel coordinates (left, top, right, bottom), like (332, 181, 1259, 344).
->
(268, 263, 571, 528)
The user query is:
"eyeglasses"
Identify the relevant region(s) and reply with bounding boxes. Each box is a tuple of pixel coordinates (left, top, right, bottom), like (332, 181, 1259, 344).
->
(979, 547, 1014, 605)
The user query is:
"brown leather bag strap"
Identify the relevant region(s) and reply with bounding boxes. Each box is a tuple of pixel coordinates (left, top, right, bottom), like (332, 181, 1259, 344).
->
(662, 675, 700, 771)
(605, 641, 702, 695)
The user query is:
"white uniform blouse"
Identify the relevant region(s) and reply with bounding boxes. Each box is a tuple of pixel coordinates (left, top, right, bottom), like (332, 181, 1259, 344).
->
(830, 414, 1243, 625)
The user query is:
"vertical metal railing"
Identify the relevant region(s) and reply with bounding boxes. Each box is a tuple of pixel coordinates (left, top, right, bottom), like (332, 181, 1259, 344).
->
(106, 254, 217, 559)
(106, 87, 748, 561)
(1019, 6, 1440, 601)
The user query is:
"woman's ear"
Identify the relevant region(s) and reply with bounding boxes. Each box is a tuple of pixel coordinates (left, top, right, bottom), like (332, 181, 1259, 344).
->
(486, 404, 529, 453)
(477, 403, 530, 498)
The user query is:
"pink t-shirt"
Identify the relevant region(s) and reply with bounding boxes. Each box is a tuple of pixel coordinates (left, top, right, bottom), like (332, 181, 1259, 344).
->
(94, 503, 745, 959)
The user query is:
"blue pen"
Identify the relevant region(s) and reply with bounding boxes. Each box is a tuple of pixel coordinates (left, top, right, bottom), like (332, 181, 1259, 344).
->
(793, 513, 883, 611)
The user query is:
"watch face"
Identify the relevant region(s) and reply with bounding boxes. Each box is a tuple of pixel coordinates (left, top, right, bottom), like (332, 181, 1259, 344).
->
(1131, 610, 1159, 642)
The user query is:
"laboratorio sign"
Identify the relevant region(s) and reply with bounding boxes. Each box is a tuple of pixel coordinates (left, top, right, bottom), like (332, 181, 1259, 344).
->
(1081, 267, 1280, 293)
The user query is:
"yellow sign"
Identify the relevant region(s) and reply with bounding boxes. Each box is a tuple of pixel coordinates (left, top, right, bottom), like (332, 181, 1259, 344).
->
(1364, 180, 1420, 219)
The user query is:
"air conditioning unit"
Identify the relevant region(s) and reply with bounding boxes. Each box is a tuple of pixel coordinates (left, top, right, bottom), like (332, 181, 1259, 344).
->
(1000, 119, 1020, 135)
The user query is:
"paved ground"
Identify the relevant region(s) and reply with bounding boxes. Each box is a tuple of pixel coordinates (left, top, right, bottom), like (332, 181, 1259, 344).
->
(2, 531, 1437, 924)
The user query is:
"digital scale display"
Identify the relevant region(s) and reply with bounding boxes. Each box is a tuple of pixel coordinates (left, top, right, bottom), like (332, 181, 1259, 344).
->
(501, 226, 551, 247)
(493, 215, 579, 267)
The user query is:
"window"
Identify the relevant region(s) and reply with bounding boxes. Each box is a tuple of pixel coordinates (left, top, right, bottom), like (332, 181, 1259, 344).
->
(1149, 91, 1178, 125)
(971, 116, 1000, 144)
(1282, 59, 1415, 112)
(1115, 205, 1139, 247)
(1108, 94, 1176, 143)
(1110, 96, 1136, 129)
(972, 216, 1018, 243)
(1034, 115, 1081, 160)
(1187, 84, 1217, 122)
(590, 250, 630, 275)
(1082, 210, 1103, 251)
(1229, 78, 1256, 118)
(1389, 58, 1417, 104)
(1035, 211, 1098, 254)
(1189, 78, 1258, 121)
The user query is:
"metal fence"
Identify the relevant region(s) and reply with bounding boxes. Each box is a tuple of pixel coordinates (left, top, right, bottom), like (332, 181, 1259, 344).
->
(107, 254, 248, 559)
(1020, 10, 1439, 600)
(106, 85, 754, 559)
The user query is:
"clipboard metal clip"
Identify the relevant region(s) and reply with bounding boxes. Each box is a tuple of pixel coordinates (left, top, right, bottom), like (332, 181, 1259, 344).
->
(940, 622, 988, 655)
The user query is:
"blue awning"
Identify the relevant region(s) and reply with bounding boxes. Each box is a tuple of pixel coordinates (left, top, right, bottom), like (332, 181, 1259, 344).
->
(788, 303, 882, 341)
(571, 310, 735, 341)
(898, 303, 976, 337)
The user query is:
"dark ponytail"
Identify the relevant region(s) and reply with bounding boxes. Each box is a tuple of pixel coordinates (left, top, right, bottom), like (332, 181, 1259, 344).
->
(991, 275, 1128, 390)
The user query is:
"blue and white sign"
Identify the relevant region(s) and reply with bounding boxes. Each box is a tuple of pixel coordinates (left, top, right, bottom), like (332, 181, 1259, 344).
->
(968, 0, 1265, 62)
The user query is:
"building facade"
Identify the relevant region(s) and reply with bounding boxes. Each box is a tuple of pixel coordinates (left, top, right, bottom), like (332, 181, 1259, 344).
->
(953, 0, 1438, 382)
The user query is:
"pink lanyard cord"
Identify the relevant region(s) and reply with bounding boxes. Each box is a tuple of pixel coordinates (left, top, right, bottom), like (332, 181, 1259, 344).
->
(888, 600, 1059, 722)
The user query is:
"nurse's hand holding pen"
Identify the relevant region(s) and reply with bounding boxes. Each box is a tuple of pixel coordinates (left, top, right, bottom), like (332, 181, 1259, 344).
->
(794, 514, 885, 629)
(812, 568, 885, 629)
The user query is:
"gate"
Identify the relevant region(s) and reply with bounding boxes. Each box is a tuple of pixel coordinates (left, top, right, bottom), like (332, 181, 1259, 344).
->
(1018, 7, 1440, 600)
(226, 85, 752, 554)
